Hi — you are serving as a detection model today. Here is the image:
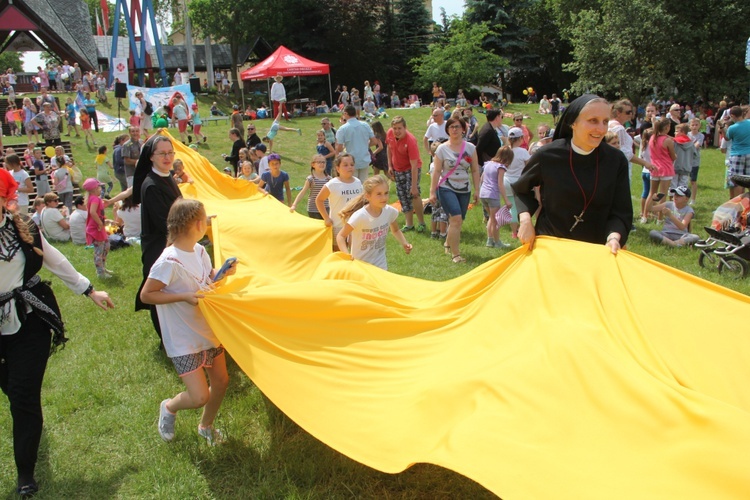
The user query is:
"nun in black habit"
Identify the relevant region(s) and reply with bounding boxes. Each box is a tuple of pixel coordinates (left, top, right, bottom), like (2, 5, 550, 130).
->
(511, 94, 633, 254)
(132, 134, 182, 337)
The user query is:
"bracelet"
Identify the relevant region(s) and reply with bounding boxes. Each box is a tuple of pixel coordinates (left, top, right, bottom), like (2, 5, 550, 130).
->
(82, 284, 94, 297)
(606, 235, 620, 243)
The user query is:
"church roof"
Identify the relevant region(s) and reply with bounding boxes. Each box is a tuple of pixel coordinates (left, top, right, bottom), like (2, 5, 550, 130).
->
(0, 0, 98, 70)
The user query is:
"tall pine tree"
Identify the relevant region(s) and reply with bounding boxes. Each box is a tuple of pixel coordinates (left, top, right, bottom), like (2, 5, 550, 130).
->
(465, 0, 540, 97)
(389, 0, 434, 95)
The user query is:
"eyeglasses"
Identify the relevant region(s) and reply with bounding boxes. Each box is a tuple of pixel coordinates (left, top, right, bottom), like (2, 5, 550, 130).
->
(514, 118, 523, 122)
(448, 124, 463, 130)
(51, 198, 59, 202)
(153, 151, 175, 158)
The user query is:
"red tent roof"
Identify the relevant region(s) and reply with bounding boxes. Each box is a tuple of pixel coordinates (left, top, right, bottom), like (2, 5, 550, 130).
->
(240, 45, 329, 80)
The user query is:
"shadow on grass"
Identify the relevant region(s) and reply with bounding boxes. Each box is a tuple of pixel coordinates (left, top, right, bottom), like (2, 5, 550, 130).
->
(191, 394, 496, 499)
(3, 436, 141, 500)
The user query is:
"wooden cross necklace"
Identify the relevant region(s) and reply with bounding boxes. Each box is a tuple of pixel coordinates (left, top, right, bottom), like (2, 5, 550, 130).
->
(568, 146, 599, 232)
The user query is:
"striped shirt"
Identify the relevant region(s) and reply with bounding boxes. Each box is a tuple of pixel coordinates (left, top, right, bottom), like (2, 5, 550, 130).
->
(307, 174, 331, 214)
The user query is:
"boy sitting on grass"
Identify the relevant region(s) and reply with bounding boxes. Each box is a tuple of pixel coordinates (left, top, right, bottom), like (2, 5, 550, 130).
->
(648, 186, 700, 247)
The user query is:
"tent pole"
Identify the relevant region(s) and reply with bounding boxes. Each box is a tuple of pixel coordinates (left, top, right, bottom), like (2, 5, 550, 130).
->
(298, 76, 301, 95)
(267, 78, 272, 117)
(328, 74, 333, 111)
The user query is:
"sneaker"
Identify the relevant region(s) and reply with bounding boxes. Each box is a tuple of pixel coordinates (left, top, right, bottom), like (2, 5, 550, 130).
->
(97, 272, 112, 280)
(494, 240, 511, 249)
(297, 129, 302, 136)
(198, 425, 225, 446)
(486, 237, 495, 247)
(416, 223, 426, 233)
(430, 232, 439, 239)
(688, 199, 695, 206)
(158, 399, 176, 442)
(439, 233, 447, 240)
(639, 216, 648, 224)
(203, 136, 207, 143)
(401, 225, 415, 232)
(188, 135, 193, 143)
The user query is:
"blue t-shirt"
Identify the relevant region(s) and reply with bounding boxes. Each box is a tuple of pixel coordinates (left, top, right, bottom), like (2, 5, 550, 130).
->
(726, 120, 750, 156)
(335, 118, 374, 170)
(261, 170, 289, 202)
(84, 98, 96, 113)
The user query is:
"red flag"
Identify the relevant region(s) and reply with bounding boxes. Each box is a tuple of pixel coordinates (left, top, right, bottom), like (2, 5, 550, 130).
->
(96, 7, 104, 36)
(100, 0, 110, 33)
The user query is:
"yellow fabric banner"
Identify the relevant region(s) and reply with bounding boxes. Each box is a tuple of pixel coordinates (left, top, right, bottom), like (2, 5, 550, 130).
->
(169, 133, 750, 499)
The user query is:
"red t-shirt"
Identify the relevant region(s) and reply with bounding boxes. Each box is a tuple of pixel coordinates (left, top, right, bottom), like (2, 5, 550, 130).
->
(386, 128, 422, 172)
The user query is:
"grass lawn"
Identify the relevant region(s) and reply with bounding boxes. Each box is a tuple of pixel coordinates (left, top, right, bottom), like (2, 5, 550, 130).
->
(0, 93, 745, 498)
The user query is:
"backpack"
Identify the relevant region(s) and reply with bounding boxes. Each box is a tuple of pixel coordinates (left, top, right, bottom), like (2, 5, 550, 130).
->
(144, 100, 153, 115)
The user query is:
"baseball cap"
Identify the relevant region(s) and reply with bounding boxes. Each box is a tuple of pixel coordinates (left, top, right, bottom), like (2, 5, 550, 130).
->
(253, 144, 267, 153)
(232, 105, 239, 110)
(82, 178, 101, 191)
(669, 186, 691, 197)
(223, 166, 232, 173)
(508, 127, 524, 139)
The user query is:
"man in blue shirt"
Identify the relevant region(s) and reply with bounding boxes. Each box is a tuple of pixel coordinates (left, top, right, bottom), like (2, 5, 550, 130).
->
(83, 92, 98, 132)
(726, 105, 750, 198)
(335, 105, 377, 182)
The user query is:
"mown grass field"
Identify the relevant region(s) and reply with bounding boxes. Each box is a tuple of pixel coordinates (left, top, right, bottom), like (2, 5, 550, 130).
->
(0, 92, 744, 499)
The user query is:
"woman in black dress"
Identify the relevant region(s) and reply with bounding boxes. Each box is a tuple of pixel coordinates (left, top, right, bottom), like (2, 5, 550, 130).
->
(132, 135, 182, 339)
(512, 94, 633, 254)
(0, 168, 113, 497)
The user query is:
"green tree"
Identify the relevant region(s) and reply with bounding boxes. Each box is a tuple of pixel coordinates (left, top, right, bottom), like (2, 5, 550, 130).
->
(390, 0, 434, 94)
(411, 20, 507, 96)
(548, 0, 750, 104)
(0, 52, 23, 73)
(188, 0, 259, 94)
(465, 0, 538, 96)
(564, 2, 679, 104)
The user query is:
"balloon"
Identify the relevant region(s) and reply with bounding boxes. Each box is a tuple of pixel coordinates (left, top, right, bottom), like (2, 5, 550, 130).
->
(45, 146, 56, 158)
(523, 90, 528, 95)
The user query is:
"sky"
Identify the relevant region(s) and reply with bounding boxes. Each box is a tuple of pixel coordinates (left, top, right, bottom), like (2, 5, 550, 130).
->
(23, 0, 466, 72)
(432, 0, 465, 23)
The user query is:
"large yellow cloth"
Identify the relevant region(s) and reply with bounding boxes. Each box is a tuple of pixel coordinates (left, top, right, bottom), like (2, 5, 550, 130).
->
(170, 134, 750, 499)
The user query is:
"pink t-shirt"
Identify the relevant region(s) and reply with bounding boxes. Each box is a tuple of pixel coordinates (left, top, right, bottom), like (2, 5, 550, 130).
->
(85, 194, 108, 243)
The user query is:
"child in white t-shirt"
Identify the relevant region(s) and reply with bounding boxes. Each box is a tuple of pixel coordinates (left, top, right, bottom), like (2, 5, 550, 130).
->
(140, 199, 237, 445)
(315, 153, 364, 250)
(336, 175, 412, 270)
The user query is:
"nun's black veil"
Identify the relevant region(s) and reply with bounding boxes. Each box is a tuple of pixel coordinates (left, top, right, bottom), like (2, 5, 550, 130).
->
(132, 134, 172, 204)
(552, 94, 600, 142)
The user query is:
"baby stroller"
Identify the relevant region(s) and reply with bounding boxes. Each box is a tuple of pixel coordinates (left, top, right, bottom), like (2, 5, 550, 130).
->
(695, 175, 750, 279)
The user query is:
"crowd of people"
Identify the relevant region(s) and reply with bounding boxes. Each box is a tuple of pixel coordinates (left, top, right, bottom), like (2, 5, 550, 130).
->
(1, 68, 749, 496)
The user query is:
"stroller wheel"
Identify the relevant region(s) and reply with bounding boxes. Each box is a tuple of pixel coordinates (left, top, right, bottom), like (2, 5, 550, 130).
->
(718, 256, 748, 279)
(697, 251, 717, 269)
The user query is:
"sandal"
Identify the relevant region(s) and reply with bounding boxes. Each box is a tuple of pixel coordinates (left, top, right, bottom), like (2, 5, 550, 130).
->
(452, 255, 466, 263)
(444, 245, 450, 255)
(17, 480, 38, 498)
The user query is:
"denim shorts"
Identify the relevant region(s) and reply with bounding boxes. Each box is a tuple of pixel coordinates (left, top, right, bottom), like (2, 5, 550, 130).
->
(437, 187, 470, 219)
